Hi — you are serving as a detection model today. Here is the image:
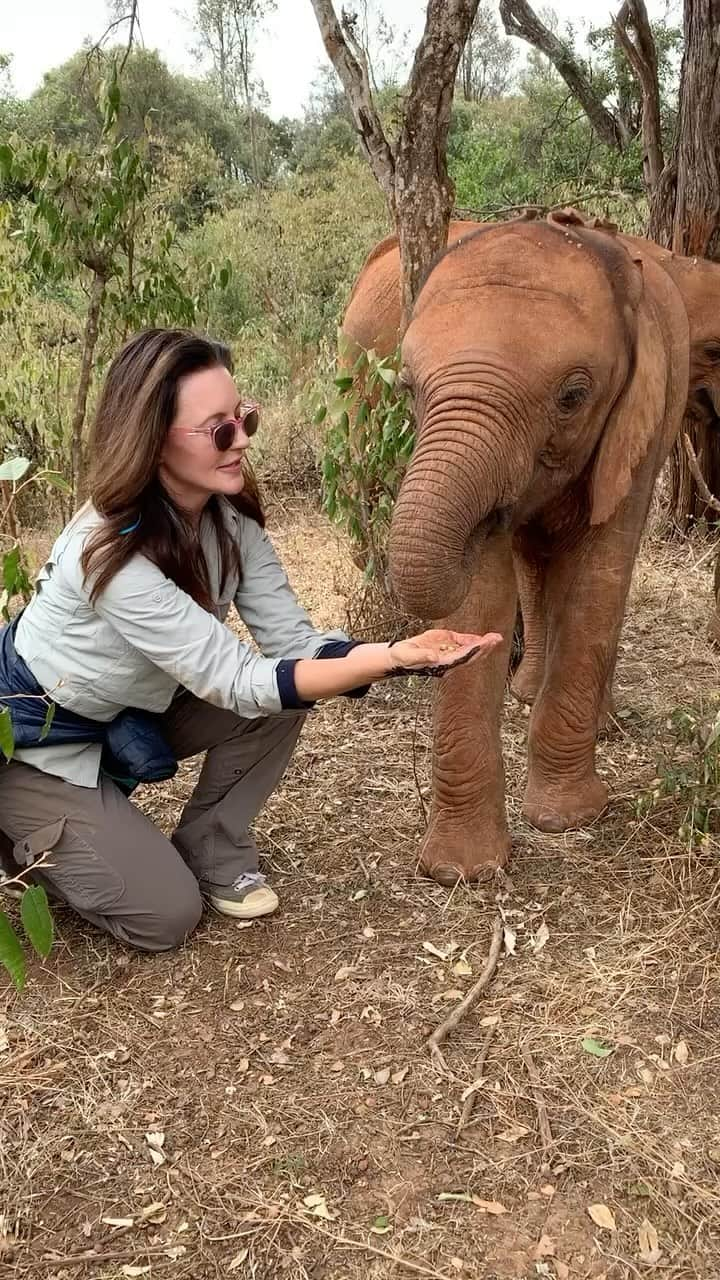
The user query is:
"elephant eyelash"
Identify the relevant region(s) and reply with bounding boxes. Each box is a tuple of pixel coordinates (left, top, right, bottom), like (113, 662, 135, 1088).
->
(557, 384, 590, 413)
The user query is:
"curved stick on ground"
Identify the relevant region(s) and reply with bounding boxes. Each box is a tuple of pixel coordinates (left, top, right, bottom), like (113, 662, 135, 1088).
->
(456, 1021, 497, 1136)
(521, 1043, 554, 1158)
(426, 915, 503, 1070)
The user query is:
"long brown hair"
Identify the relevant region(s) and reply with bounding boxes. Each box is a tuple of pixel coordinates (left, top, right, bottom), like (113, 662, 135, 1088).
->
(81, 329, 264, 609)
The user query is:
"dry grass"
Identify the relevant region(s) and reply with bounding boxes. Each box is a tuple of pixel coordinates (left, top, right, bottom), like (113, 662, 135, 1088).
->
(2, 503, 720, 1280)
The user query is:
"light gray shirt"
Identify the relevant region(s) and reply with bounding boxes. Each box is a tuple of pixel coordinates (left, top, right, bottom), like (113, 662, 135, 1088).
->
(14, 500, 348, 788)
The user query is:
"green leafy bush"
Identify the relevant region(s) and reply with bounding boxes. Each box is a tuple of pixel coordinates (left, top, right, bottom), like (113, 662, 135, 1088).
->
(0, 453, 57, 990)
(320, 344, 414, 591)
(639, 703, 720, 846)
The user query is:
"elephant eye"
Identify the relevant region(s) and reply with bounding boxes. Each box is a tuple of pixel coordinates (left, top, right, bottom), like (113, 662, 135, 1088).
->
(558, 380, 590, 413)
(398, 365, 414, 391)
(704, 342, 720, 363)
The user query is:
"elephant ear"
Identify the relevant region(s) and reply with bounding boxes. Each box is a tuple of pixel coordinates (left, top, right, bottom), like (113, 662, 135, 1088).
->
(590, 255, 689, 526)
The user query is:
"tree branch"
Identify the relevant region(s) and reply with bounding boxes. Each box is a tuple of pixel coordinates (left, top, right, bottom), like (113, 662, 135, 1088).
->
(613, 0, 664, 190)
(307, 0, 395, 206)
(498, 0, 628, 150)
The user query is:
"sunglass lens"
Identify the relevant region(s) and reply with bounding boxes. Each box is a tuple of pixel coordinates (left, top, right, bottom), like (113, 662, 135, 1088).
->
(214, 420, 236, 451)
(243, 408, 259, 436)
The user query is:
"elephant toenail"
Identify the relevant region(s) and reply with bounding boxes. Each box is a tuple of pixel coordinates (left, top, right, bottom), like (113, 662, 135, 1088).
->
(423, 862, 469, 887)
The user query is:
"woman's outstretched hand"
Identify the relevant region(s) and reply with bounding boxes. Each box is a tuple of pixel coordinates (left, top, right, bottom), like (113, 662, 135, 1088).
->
(387, 629, 504, 678)
(291, 630, 504, 704)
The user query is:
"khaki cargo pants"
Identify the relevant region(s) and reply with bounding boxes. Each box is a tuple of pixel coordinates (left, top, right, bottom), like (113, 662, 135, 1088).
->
(0, 693, 305, 952)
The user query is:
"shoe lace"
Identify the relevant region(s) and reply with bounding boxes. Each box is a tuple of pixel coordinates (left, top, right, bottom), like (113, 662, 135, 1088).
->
(231, 870, 268, 893)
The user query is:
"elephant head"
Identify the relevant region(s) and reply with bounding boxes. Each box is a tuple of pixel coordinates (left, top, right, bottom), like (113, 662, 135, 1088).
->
(388, 216, 687, 620)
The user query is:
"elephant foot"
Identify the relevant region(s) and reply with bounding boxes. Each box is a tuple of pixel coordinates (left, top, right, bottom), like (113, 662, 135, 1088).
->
(510, 655, 544, 706)
(523, 773, 609, 833)
(418, 817, 511, 885)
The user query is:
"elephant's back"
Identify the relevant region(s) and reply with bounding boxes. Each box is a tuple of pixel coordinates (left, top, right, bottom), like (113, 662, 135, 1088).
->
(342, 221, 481, 359)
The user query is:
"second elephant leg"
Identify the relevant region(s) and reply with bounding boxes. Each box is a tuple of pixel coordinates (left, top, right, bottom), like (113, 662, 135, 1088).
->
(523, 520, 639, 833)
(421, 535, 518, 884)
(513, 542, 616, 728)
(511, 543, 548, 705)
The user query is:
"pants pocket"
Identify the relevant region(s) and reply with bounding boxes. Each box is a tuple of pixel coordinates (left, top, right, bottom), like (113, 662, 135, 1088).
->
(13, 817, 127, 914)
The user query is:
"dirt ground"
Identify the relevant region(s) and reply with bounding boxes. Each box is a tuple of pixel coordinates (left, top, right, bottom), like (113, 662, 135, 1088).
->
(2, 499, 720, 1280)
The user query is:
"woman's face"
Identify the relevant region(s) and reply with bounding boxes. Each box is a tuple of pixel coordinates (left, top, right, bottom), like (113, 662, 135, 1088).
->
(159, 364, 252, 515)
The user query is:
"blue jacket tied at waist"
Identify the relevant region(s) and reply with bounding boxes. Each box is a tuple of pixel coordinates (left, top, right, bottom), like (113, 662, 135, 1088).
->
(0, 616, 177, 792)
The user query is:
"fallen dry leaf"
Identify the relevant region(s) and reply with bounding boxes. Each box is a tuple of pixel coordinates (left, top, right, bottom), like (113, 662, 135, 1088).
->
(422, 941, 456, 961)
(362, 926, 375, 939)
(139, 1202, 166, 1224)
(229, 999, 245, 1012)
(165, 1245, 186, 1261)
(438, 1193, 508, 1214)
(452, 956, 473, 977)
(269, 1049, 290, 1065)
(391, 1065, 409, 1084)
(303, 1193, 337, 1221)
(503, 925, 517, 955)
(0, 1022, 8, 1054)
(638, 1218, 662, 1266)
(497, 1124, 529, 1145)
(237, 1058, 250, 1074)
(120, 1269, 151, 1278)
(480, 1014, 501, 1027)
(588, 1203, 616, 1232)
(554, 1263, 570, 1280)
(531, 922, 550, 953)
(229, 1248, 249, 1272)
(473, 1198, 508, 1215)
(144, 1131, 166, 1167)
(673, 1040, 689, 1066)
(334, 965, 355, 982)
(533, 1234, 556, 1260)
(102, 1216, 134, 1229)
(373, 1066, 391, 1085)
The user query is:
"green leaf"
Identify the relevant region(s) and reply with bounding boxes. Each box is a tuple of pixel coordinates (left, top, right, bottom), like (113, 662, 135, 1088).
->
(0, 706, 14, 761)
(40, 701, 55, 742)
(370, 1214, 392, 1234)
(0, 457, 31, 482)
(581, 1036, 613, 1058)
(0, 912, 26, 991)
(35, 470, 71, 494)
(20, 885, 54, 959)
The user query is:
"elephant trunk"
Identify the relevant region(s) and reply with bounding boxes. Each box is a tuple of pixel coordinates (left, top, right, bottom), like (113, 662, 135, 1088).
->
(389, 415, 534, 619)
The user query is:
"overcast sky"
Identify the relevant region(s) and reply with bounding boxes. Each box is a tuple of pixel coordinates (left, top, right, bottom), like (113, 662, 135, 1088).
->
(4, 0, 679, 121)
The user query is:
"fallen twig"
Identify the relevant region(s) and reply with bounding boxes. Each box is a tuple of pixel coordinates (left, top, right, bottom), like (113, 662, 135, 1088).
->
(298, 1215, 459, 1279)
(456, 1021, 497, 1136)
(426, 915, 503, 1069)
(683, 434, 720, 515)
(38, 1246, 177, 1269)
(521, 1043, 554, 1158)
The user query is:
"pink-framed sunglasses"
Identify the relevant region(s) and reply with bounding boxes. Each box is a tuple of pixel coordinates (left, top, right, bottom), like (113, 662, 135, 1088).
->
(172, 401, 260, 452)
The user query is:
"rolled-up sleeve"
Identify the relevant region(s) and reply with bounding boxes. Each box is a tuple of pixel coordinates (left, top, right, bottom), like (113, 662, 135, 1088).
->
(234, 518, 350, 659)
(61, 549, 285, 719)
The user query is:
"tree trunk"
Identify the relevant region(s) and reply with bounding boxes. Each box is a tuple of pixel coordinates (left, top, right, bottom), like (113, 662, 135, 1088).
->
(309, 0, 480, 326)
(649, 0, 720, 253)
(71, 271, 106, 506)
(649, 0, 720, 531)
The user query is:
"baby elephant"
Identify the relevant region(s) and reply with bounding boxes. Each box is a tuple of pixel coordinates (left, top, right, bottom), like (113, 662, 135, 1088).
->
(345, 212, 690, 883)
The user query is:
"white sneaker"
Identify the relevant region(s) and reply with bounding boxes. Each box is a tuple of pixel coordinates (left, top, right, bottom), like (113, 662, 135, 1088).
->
(200, 871, 279, 919)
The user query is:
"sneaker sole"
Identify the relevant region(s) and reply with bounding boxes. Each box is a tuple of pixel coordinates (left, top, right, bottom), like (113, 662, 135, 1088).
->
(204, 892, 279, 920)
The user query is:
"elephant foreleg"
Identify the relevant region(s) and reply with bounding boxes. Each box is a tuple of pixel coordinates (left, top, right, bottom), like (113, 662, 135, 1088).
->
(511, 540, 548, 706)
(522, 513, 644, 833)
(420, 535, 517, 884)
